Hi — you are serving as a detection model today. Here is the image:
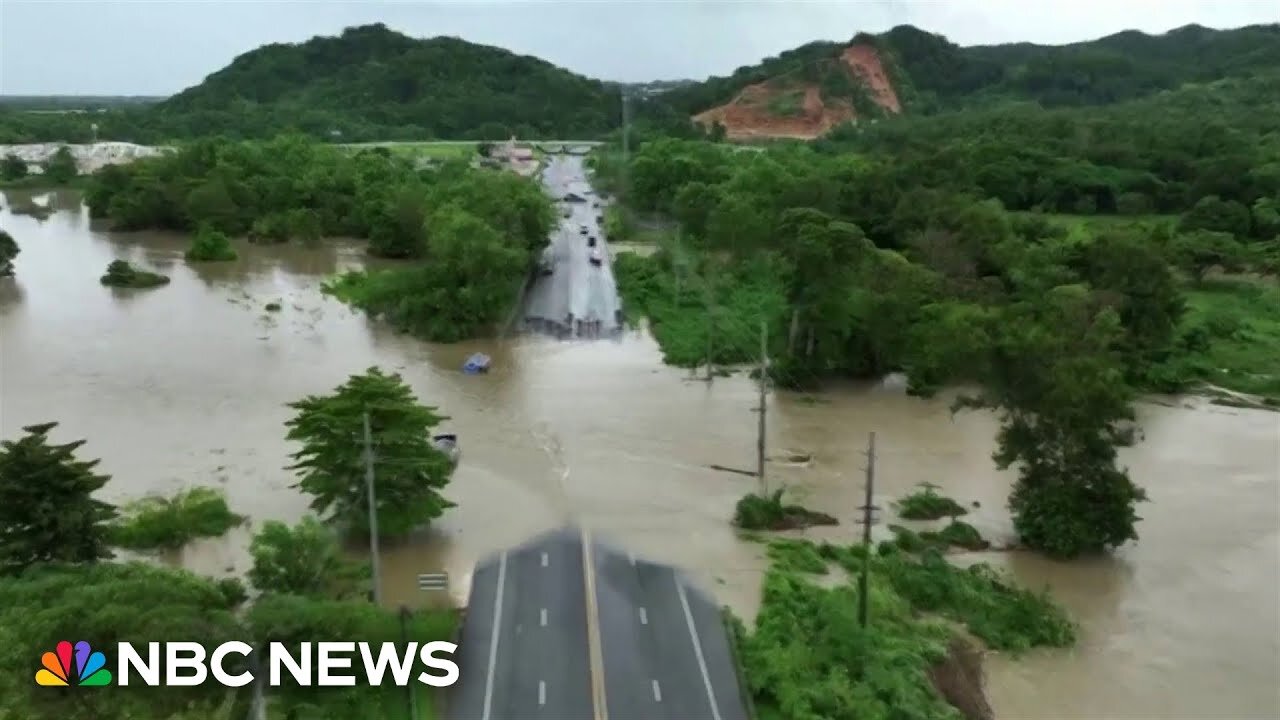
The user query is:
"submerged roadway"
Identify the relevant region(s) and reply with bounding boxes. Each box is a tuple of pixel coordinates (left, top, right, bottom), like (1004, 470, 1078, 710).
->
(522, 154, 623, 338)
(447, 526, 751, 720)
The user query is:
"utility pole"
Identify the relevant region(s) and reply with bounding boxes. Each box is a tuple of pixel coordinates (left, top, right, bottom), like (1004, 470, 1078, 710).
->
(400, 606, 418, 719)
(621, 91, 632, 203)
(704, 270, 715, 382)
(857, 432, 878, 629)
(756, 320, 768, 495)
(362, 411, 383, 606)
(248, 645, 267, 720)
(705, 307, 715, 382)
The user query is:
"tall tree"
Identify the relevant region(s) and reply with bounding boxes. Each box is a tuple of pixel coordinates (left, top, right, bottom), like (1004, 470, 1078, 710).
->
(960, 286, 1148, 558)
(285, 367, 455, 538)
(41, 146, 78, 185)
(0, 422, 119, 573)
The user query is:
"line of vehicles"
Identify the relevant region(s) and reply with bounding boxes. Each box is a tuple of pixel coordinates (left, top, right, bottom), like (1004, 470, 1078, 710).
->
(539, 193, 605, 275)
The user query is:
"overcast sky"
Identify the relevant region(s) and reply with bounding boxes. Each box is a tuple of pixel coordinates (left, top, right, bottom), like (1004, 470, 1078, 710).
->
(0, 0, 1274, 95)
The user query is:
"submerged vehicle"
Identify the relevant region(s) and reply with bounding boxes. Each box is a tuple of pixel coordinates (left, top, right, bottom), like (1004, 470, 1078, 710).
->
(432, 434, 461, 465)
(462, 353, 491, 374)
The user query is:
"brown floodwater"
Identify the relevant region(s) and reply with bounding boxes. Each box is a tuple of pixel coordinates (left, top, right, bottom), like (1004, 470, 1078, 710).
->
(1, 190, 1277, 719)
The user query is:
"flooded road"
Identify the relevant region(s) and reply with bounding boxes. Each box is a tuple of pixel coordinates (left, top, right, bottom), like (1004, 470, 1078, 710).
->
(1, 191, 1277, 719)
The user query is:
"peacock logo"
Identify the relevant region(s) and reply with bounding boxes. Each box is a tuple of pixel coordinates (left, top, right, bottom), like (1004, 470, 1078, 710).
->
(36, 640, 113, 686)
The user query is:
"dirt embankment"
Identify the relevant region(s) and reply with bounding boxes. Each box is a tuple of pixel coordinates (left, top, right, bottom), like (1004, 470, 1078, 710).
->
(693, 42, 903, 141)
(693, 84, 854, 141)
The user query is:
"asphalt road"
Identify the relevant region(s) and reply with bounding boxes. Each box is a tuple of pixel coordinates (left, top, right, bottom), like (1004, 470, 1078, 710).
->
(447, 526, 751, 720)
(523, 155, 623, 339)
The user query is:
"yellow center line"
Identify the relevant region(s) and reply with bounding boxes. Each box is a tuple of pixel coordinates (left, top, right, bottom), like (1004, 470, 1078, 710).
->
(581, 526, 609, 720)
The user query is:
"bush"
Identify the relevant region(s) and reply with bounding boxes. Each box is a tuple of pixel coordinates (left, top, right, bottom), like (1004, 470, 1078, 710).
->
(185, 226, 238, 262)
(897, 484, 969, 520)
(248, 518, 368, 599)
(99, 259, 169, 288)
(733, 488, 836, 531)
(110, 487, 246, 550)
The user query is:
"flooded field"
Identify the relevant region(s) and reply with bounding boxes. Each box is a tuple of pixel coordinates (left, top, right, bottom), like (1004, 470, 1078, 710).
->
(1, 190, 1276, 719)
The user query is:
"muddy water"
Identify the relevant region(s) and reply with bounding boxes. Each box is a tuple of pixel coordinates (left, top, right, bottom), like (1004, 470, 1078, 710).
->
(1, 191, 1277, 719)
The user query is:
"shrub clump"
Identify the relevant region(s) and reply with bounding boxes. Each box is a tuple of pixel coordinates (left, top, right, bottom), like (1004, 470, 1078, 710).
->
(733, 488, 837, 531)
(185, 226, 238, 262)
(100, 260, 169, 288)
(110, 487, 247, 550)
(735, 537, 1075, 719)
(898, 483, 970, 520)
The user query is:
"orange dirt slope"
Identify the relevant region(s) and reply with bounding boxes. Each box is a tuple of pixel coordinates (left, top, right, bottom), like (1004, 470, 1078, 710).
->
(693, 41, 903, 141)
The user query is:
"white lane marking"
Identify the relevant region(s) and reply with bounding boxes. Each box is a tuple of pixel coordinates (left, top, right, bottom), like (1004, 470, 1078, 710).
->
(540, 608, 548, 627)
(652, 679, 662, 702)
(638, 607, 648, 625)
(481, 551, 508, 720)
(539, 680, 547, 706)
(676, 575, 723, 720)
(541, 552, 549, 567)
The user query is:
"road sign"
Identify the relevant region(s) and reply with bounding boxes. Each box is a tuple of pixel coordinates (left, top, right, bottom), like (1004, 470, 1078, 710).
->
(417, 573, 449, 591)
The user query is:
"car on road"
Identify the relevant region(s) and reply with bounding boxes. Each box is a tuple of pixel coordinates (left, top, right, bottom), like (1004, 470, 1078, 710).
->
(539, 247, 555, 275)
(587, 236, 597, 248)
(589, 248, 603, 266)
(578, 224, 589, 235)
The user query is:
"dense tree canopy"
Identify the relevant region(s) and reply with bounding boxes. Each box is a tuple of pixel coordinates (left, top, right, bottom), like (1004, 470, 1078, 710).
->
(607, 65, 1280, 556)
(0, 423, 118, 574)
(285, 367, 456, 538)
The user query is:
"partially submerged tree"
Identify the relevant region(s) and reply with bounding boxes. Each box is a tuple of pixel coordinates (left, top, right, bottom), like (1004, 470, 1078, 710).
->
(0, 229, 18, 277)
(0, 422, 119, 574)
(100, 259, 170, 288)
(956, 286, 1148, 558)
(185, 225, 238, 262)
(285, 367, 455, 538)
(42, 146, 78, 185)
(0, 153, 27, 181)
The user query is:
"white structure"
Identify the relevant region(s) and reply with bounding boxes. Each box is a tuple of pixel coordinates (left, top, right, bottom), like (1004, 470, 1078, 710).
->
(0, 142, 172, 174)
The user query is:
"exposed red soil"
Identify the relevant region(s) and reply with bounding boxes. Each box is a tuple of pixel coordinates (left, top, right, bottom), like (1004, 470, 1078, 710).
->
(841, 44, 902, 113)
(694, 83, 853, 141)
(693, 42, 903, 141)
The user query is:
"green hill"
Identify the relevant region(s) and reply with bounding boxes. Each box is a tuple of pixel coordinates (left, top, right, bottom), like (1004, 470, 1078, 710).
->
(654, 22, 1280, 129)
(152, 24, 619, 140)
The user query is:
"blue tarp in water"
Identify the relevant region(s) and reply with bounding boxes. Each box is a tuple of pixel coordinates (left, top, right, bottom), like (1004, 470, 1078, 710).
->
(463, 353, 491, 374)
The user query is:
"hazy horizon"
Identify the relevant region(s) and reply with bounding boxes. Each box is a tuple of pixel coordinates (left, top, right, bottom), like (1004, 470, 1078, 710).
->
(0, 0, 1275, 96)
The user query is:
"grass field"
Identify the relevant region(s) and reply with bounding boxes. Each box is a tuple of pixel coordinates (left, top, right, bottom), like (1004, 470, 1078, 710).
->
(1183, 275, 1280, 400)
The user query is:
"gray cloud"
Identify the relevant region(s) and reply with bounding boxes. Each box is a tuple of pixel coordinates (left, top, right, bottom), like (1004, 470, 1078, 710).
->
(0, 0, 1274, 95)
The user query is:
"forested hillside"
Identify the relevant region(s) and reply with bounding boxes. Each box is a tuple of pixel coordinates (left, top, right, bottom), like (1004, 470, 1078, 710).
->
(654, 22, 1280, 138)
(0, 24, 621, 144)
(1, 21, 1276, 145)
(154, 24, 619, 140)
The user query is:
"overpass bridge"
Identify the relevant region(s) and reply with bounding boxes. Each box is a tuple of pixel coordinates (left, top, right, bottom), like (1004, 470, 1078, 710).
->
(447, 526, 752, 720)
